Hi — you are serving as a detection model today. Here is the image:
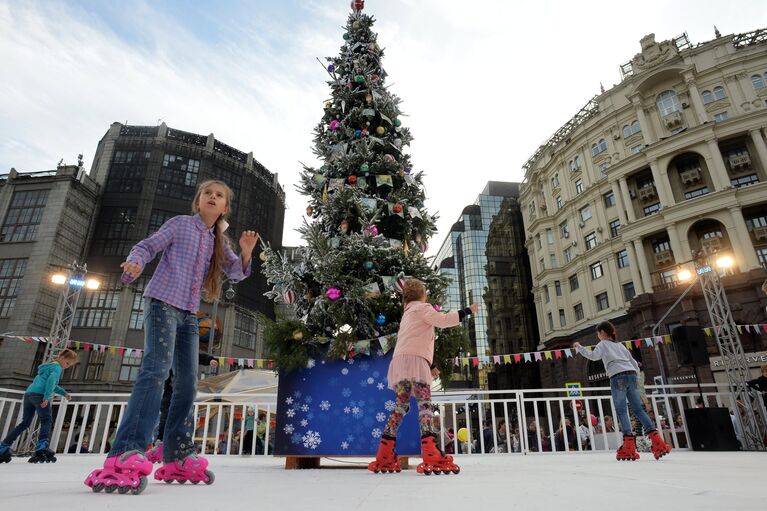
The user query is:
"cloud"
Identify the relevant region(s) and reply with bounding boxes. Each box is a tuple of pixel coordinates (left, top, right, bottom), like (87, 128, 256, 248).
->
(1, 0, 766, 251)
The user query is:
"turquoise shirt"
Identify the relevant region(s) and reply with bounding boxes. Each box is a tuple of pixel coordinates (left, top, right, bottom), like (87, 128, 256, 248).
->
(26, 362, 67, 401)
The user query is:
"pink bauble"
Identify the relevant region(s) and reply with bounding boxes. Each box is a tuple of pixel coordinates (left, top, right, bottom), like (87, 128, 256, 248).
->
(393, 277, 406, 294)
(326, 287, 342, 301)
(432, 304, 441, 311)
(364, 225, 378, 236)
(281, 290, 297, 304)
(329, 119, 340, 131)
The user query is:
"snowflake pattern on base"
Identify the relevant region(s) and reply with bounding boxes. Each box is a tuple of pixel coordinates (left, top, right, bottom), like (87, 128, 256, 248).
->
(302, 430, 322, 449)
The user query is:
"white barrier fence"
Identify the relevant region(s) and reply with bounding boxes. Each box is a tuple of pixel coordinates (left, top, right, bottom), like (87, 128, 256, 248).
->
(0, 383, 759, 457)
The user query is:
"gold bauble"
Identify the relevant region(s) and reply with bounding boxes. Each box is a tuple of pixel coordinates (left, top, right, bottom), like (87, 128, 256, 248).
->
(292, 330, 304, 341)
(259, 251, 267, 262)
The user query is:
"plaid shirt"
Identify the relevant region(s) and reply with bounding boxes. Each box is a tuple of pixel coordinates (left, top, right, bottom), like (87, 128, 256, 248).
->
(127, 214, 251, 313)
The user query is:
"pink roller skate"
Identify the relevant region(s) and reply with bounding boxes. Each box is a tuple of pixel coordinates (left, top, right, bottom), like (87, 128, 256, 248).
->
(153, 454, 215, 485)
(416, 434, 460, 475)
(84, 450, 153, 495)
(145, 442, 163, 464)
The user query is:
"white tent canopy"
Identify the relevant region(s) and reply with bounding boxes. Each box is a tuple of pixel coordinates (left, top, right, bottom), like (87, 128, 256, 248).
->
(197, 368, 278, 398)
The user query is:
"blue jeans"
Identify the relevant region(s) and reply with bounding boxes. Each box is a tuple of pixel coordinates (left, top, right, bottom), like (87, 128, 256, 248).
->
(610, 372, 656, 436)
(109, 298, 199, 462)
(1, 392, 51, 448)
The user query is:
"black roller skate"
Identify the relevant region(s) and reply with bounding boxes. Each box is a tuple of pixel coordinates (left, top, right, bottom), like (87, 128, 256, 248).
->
(0, 443, 12, 463)
(28, 440, 56, 464)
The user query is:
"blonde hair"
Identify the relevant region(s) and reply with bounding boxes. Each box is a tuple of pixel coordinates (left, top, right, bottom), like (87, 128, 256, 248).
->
(192, 180, 234, 301)
(402, 278, 426, 304)
(56, 349, 78, 362)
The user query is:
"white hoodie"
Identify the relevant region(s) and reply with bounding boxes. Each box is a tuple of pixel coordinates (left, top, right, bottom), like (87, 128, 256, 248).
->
(575, 340, 640, 377)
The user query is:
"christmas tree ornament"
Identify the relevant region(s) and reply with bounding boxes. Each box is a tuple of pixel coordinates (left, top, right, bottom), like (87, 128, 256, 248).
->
(433, 303, 441, 312)
(346, 81, 353, 89)
(354, 129, 361, 138)
(363, 260, 374, 270)
(354, 74, 365, 83)
(393, 203, 403, 214)
(340, 219, 349, 233)
(360, 163, 369, 173)
(259, 251, 267, 262)
(348, 175, 358, 185)
(398, 168, 405, 177)
(361, 127, 369, 137)
(343, 32, 351, 40)
(405, 166, 412, 174)
(365, 93, 373, 104)
(392, 274, 407, 294)
(306, 206, 314, 216)
(371, 74, 380, 81)
(292, 330, 304, 341)
(404, 240, 409, 257)
(376, 126, 385, 136)
(419, 241, 429, 252)
(329, 119, 340, 131)
(351, 0, 365, 12)
(326, 287, 342, 301)
(282, 290, 298, 304)
(394, 118, 402, 127)
(352, 21, 361, 29)
(383, 154, 395, 163)
(322, 183, 329, 203)
(363, 225, 378, 236)
(376, 313, 386, 326)
(393, 138, 402, 148)
(324, 100, 332, 109)
(327, 64, 335, 73)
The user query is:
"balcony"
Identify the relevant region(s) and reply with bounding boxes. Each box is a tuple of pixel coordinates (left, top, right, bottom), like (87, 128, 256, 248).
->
(700, 237, 723, 254)
(653, 249, 674, 268)
(662, 111, 684, 130)
(638, 184, 658, 202)
(752, 225, 767, 242)
(728, 153, 752, 171)
(680, 168, 702, 187)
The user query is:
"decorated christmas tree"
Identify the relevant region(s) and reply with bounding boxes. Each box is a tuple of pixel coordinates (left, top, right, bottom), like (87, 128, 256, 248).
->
(262, 0, 467, 384)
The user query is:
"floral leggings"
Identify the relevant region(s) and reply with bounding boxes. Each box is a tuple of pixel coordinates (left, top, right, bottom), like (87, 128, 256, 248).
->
(383, 380, 435, 438)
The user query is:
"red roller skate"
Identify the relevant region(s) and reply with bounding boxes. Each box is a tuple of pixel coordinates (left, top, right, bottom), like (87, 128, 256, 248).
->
(145, 442, 163, 464)
(616, 435, 640, 461)
(417, 434, 460, 475)
(648, 430, 672, 459)
(84, 450, 153, 495)
(368, 436, 400, 473)
(154, 454, 215, 485)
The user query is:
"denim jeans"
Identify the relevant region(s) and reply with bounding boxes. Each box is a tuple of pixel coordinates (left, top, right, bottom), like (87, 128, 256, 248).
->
(109, 298, 199, 462)
(610, 371, 656, 435)
(1, 392, 51, 448)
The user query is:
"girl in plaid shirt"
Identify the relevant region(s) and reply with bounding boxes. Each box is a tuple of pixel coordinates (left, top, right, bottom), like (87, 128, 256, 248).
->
(85, 180, 259, 495)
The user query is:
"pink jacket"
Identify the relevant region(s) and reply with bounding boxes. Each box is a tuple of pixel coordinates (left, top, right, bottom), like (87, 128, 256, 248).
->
(393, 301, 461, 365)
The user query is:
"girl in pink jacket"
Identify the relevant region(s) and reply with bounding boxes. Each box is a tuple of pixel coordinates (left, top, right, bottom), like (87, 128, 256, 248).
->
(368, 278, 478, 475)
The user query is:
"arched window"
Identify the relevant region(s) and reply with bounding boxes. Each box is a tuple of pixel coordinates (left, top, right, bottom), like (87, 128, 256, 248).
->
(713, 86, 726, 100)
(598, 139, 607, 153)
(657, 90, 681, 116)
(623, 125, 632, 138)
(752, 74, 765, 90)
(591, 143, 599, 157)
(631, 120, 641, 134)
(701, 90, 714, 104)
(574, 155, 581, 169)
(623, 120, 641, 138)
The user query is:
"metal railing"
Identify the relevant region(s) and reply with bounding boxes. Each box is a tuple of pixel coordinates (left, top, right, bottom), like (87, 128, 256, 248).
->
(1, 383, 762, 457)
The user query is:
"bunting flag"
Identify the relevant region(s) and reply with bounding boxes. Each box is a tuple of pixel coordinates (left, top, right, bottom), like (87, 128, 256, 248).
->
(503, 355, 512, 364)
(543, 351, 552, 361)
(554, 350, 562, 359)
(513, 354, 521, 363)
(493, 355, 501, 364)
(523, 353, 532, 363)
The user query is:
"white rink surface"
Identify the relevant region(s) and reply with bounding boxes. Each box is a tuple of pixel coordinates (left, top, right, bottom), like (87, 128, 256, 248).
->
(0, 451, 763, 511)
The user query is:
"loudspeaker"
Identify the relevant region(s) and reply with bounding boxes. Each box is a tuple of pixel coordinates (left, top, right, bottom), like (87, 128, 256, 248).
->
(671, 325, 709, 366)
(683, 408, 740, 451)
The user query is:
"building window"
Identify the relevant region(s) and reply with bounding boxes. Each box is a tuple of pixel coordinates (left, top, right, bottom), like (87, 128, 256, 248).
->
(746, 215, 767, 230)
(713, 112, 729, 122)
(574, 303, 584, 321)
(105, 151, 149, 194)
(579, 205, 592, 222)
(590, 261, 604, 280)
(713, 86, 726, 100)
(598, 163, 609, 178)
(546, 229, 554, 245)
(547, 312, 554, 331)
(564, 246, 574, 263)
(653, 240, 671, 253)
(731, 174, 759, 188)
(604, 191, 616, 208)
(544, 285, 550, 303)
(529, 201, 536, 218)
(128, 277, 149, 329)
(622, 120, 641, 138)
(756, 247, 767, 269)
(559, 309, 566, 327)
(595, 292, 610, 311)
(752, 74, 766, 90)
(158, 154, 200, 200)
(623, 282, 636, 301)
(83, 350, 106, 381)
(93, 207, 137, 257)
(630, 145, 643, 154)
(684, 186, 710, 199)
(0, 258, 27, 317)
(0, 190, 49, 242)
(234, 310, 258, 350)
(535, 234, 542, 250)
(569, 273, 579, 291)
(570, 156, 582, 171)
(556, 196, 563, 210)
(75, 275, 120, 328)
(539, 258, 545, 271)
(643, 203, 661, 216)
(616, 249, 630, 268)
(559, 221, 570, 239)
(119, 351, 143, 382)
(609, 219, 621, 238)
(660, 269, 677, 287)
(701, 90, 714, 104)
(584, 231, 598, 250)
(656, 90, 681, 116)
(554, 280, 562, 296)
(575, 179, 584, 194)
(551, 173, 560, 189)
(148, 210, 176, 235)
(591, 139, 608, 157)
(550, 254, 558, 269)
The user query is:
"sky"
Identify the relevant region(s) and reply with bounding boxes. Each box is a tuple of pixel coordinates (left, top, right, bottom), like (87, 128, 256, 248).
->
(2, 0, 767, 251)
